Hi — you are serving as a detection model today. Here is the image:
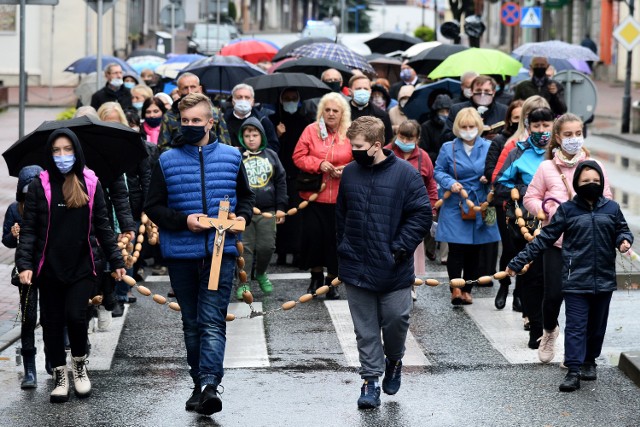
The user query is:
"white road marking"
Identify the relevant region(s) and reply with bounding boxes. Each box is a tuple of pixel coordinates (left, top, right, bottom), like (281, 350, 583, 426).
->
(225, 302, 270, 368)
(324, 300, 430, 367)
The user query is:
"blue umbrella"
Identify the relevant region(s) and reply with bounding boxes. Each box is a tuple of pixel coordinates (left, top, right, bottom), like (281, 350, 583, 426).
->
(126, 55, 166, 74)
(155, 54, 206, 79)
(403, 78, 461, 123)
(178, 55, 266, 95)
(64, 55, 137, 75)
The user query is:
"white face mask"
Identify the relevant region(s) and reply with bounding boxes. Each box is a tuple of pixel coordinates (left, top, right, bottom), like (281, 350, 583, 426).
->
(234, 99, 252, 116)
(110, 78, 123, 88)
(463, 88, 472, 98)
(561, 136, 584, 154)
(459, 128, 478, 141)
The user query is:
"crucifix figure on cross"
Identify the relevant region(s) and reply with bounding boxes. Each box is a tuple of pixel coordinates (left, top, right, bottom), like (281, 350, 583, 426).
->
(198, 197, 245, 290)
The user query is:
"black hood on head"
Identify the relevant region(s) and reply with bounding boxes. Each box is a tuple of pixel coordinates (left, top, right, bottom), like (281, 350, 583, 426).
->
(44, 128, 86, 181)
(572, 159, 605, 195)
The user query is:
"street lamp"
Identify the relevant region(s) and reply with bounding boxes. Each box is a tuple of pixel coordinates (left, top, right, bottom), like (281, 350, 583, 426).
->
(347, 4, 366, 33)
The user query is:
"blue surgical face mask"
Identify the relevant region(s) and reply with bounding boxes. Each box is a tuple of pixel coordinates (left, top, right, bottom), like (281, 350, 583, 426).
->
(54, 154, 75, 174)
(110, 78, 123, 89)
(394, 138, 415, 153)
(234, 99, 252, 116)
(438, 114, 448, 123)
(124, 82, 136, 90)
(282, 101, 299, 114)
(132, 101, 143, 110)
(353, 89, 371, 106)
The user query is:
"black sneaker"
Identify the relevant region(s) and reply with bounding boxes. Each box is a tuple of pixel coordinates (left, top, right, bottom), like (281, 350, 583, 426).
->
(112, 302, 124, 318)
(185, 383, 201, 411)
(559, 372, 581, 392)
(357, 380, 381, 409)
(382, 358, 402, 395)
(197, 385, 223, 415)
(580, 362, 597, 381)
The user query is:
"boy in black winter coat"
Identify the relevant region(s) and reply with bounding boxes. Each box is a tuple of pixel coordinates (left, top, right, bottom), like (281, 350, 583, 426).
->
(236, 117, 288, 300)
(507, 160, 633, 392)
(337, 116, 431, 409)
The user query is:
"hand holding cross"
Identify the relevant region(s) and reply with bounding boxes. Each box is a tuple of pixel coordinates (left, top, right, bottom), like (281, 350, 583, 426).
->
(197, 198, 246, 290)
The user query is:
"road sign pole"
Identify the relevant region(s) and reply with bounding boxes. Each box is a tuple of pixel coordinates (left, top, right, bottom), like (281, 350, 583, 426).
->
(170, 2, 175, 54)
(622, 0, 635, 133)
(18, 0, 26, 138)
(96, 0, 103, 92)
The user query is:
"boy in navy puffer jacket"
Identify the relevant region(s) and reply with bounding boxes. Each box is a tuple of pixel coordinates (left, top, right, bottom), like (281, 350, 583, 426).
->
(507, 160, 633, 392)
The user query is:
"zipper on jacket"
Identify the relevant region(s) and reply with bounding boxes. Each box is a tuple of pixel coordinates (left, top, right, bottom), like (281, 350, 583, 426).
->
(199, 146, 209, 255)
(591, 211, 596, 293)
(568, 258, 571, 280)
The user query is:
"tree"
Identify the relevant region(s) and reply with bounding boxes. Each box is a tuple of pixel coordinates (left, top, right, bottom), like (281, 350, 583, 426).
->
(317, 0, 372, 33)
(228, 1, 237, 21)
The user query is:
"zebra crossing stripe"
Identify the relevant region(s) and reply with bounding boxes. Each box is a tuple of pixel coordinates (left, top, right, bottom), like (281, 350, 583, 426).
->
(324, 300, 430, 367)
(464, 296, 564, 364)
(225, 302, 270, 368)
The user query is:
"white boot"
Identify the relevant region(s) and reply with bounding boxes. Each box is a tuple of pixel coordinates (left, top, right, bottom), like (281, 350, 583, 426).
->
(71, 355, 91, 397)
(50, 366, 69, 403)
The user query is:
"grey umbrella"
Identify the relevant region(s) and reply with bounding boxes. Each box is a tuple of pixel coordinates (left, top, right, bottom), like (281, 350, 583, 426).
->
(512, 41, 599, 61)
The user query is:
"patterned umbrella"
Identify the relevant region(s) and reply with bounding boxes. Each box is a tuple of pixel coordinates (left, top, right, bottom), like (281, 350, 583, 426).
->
(272, 57, 354, 83)
(272, 37, 335, 62)
(364, 32, 422, 55)
(219, 40, 279, 64)
(178, 55, 265, 95)
(512, 40, 599, 61)
(288, 43, 375, 75)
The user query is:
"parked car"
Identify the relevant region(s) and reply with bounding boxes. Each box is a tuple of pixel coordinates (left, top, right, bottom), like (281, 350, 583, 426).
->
(188, 23, 238, 55)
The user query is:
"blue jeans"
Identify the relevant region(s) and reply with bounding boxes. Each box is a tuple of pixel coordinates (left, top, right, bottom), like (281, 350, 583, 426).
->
(167, 255, 235, 387)
(563, 291, 613, 372)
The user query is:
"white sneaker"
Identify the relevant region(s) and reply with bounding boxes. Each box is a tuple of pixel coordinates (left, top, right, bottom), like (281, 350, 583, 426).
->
(97, 306, 112, 332)
(537, 326, 559, 363)
(50, 366, 69, 403)
(71, 355, 91, 397)
(411, 286, 417, 302)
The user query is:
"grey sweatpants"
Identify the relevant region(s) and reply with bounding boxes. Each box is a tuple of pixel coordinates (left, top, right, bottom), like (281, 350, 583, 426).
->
(346, 283, 412, 379)
(243, 215, 277, 277)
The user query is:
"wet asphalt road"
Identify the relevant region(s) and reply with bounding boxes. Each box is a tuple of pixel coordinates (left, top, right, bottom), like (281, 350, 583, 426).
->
(1, 262, 639, 427)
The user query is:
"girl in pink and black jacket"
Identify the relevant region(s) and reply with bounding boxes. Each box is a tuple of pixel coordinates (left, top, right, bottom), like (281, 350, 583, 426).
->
(16, 128, 125, 403)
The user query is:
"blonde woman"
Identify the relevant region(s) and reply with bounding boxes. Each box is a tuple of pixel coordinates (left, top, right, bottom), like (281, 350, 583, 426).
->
(292, 92, 353, 299)
(434, 107, 500, 306)
(131, 85, 154, 112)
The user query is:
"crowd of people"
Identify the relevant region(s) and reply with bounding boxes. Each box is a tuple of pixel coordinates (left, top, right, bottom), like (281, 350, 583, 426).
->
(4, 52, 633, 413)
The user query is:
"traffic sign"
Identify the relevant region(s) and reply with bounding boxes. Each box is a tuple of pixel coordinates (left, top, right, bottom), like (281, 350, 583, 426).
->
(614, 16, 640, 51)
(500, 2, 521, 27)
(85, 0, 114, 14)
(520, 7, 542, 28)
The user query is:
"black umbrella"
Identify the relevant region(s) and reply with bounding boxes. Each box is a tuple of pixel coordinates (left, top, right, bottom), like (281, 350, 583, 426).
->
(272, 37, 335, 62)
(244, 73, 331, 103)
(364, 32, 422, 55)
(406, 44, 469, 76)
(179, 55, 266, 96)
(3, 116, 147, 187)
(273, 57, 353, 85)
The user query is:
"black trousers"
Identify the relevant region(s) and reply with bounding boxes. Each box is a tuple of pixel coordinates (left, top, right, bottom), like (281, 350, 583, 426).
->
(447, 243, 481, 293)
(513, 237, 544, 339)
(39, 274, 95, 367)
(542, 246, 564, 331)
(18, 283, 39, 356)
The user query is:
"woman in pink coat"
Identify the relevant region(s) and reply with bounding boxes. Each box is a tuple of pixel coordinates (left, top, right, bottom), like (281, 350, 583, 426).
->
(523, 113, 613, 364)
(293, 92, 353, 299)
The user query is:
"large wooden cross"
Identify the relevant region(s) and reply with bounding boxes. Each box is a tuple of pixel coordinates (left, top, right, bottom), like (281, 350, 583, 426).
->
(198, 199, 245, 290)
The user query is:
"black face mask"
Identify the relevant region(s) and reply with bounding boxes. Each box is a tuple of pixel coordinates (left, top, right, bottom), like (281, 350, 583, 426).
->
(532, 67, 547, 78)
(181, 125, 208, 145)
(324, 81, 342, 93)
(352, 145, 375, 167)
(575, 182, 603, 201)
(508, 122, 518, 133)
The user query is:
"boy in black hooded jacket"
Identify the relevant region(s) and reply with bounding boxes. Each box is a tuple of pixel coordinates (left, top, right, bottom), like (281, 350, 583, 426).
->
(507, 160, 633, 392)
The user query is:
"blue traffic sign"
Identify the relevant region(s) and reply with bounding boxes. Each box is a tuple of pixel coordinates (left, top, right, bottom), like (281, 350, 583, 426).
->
(520, 7, 542, 28)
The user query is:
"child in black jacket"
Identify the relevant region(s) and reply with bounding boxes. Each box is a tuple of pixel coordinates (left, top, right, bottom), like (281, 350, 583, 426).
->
(507, 160, 633, 392)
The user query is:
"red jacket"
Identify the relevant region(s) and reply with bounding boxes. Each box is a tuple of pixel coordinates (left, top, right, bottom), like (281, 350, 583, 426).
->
(385, 143, 438, 215)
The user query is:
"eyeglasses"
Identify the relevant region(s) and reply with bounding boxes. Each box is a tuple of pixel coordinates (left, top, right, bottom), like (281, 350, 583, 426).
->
(323, 79, 341, 83)
(473, 91, 494, 96)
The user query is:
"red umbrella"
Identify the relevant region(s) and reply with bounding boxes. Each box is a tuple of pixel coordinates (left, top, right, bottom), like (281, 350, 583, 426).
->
(219, 40, 278, 64)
